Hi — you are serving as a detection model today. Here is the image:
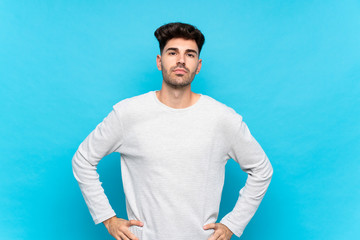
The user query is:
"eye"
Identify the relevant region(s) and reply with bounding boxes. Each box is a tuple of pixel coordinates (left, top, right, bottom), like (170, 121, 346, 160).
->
(168, 51, 176, 56)
(187, 53, 195, 58)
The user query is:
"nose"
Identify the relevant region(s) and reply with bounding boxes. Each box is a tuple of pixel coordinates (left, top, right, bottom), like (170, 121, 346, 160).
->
(177, 53, 185, 65)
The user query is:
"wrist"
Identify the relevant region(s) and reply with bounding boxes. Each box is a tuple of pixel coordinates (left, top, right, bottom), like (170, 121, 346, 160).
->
(103, 215, 117, 228)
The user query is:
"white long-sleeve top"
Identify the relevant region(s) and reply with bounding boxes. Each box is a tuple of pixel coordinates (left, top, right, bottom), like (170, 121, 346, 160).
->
(72, 90, 273, 239)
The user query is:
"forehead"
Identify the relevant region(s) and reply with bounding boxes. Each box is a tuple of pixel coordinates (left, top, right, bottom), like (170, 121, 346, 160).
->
(164, 38, 199, 53)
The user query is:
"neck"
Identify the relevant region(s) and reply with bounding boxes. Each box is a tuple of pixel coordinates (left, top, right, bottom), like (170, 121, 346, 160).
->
(156, 84, 200, 109)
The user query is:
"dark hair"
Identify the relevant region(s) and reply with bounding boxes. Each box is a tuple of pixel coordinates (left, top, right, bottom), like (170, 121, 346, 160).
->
(154, 22, 205, 55)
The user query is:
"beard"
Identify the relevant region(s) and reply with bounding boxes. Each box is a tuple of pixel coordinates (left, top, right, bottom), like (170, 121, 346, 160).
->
(161, 63, 197, 89)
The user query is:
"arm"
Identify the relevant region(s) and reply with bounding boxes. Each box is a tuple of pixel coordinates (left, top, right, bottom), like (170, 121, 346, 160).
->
(220, 117, 273, 238)
(72, 104, 124, 224)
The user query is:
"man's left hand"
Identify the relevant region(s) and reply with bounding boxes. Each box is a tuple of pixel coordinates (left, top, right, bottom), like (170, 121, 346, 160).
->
(203, 223, 233, 240)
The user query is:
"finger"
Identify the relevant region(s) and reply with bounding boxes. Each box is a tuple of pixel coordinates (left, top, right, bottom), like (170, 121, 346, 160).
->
(123, 229, 139, 240)
(208, 230, 222, 240)
(203, 223, 216, 230)
(113, 232, 122, 240)
(110, 231, 121, 240)
(119, 232, 130, 240)
(128, 219, 144, 227)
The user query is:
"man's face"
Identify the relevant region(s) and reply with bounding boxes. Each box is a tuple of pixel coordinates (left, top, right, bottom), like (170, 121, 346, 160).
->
(156, 38, 202, 89)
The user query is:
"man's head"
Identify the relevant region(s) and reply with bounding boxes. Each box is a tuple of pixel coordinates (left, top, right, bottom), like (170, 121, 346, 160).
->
(154, 22, 205, 89)
(154, 22, 205, 56)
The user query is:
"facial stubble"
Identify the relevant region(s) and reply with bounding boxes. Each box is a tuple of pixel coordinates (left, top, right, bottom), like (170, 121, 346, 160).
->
(161, 63, 197, 89)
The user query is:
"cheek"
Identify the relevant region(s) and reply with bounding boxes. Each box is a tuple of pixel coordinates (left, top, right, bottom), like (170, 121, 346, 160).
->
(191, 62, 200, 71)
(162, 61, 173, 71)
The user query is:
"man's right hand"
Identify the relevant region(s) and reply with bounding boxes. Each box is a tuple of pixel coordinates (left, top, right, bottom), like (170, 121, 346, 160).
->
(103, 216, 144, 240)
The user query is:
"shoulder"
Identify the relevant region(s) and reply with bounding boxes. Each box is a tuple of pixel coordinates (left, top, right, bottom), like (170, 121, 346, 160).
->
(112, 91, 153, 111)
(201, 94, 243, 123)
(201, 94, 245, 142)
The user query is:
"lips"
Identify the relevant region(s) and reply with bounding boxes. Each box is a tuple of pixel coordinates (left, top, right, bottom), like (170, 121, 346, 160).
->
(173, 68, 187, 74)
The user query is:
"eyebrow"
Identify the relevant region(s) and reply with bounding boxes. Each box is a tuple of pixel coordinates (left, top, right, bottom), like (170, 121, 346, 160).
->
(165, 47, 198, 56)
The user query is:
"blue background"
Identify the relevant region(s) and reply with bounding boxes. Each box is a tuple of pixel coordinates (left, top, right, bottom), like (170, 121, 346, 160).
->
(1, 0, 359, 239)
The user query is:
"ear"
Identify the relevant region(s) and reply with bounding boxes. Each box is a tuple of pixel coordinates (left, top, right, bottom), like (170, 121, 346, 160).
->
(195, 59, 202, 74)
(156, 54, 162, 71)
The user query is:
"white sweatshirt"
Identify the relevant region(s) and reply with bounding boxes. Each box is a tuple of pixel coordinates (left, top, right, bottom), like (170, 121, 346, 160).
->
(72, 90, 273, 239)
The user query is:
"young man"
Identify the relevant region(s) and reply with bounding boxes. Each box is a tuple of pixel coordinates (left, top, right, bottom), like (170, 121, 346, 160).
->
(72, 22, 273, 240)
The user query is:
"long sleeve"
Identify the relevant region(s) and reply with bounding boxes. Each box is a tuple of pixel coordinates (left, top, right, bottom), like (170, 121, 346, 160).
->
(220, 117, 273, 238)
(72, 103, 124, 224)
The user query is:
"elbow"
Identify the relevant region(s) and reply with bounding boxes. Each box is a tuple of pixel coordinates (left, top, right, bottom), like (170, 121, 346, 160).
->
(256, 156, 273, 183)
(265, 157, 273, 182)
(72, 151, 80, 178)
(72, 149, 87, 180)
(71, 150, 87, 184)
(268, 161, 273, 179)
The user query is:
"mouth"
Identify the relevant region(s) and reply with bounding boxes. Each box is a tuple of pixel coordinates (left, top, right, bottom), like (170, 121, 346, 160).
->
(173, 68, 188, 74)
